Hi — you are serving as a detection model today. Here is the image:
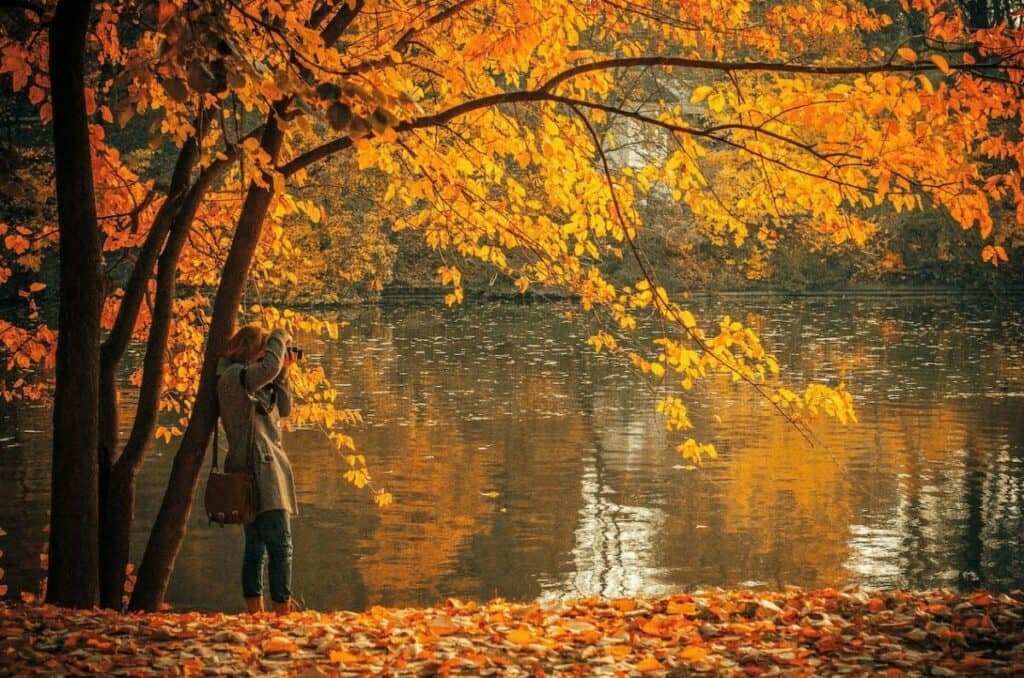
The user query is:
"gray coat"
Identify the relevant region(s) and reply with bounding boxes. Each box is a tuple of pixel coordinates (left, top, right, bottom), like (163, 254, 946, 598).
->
(216, 328, 298, 516)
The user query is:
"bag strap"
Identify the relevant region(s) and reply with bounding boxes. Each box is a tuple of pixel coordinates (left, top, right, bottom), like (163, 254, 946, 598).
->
(244, 370, 257, 475)
(208, 365, 257, 474)
(211, 419, 220, 470)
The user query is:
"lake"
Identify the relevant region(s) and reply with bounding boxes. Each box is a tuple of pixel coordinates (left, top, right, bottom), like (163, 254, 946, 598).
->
(2, 293, 1023, 612)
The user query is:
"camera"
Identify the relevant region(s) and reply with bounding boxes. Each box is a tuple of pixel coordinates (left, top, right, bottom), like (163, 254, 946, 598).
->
(287, 346, 304, 360)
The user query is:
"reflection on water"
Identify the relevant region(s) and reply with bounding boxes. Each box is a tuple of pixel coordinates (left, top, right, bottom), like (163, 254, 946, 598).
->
(1, 294, 1024, 612)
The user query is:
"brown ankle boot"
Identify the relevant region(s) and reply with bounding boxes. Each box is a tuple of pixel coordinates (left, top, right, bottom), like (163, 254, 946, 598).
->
(244, 597, 264, 614)
(272, 602, 303, 622)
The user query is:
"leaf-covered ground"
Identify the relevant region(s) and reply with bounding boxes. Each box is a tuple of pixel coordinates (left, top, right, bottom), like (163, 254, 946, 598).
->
(2, 589, 1024, 676)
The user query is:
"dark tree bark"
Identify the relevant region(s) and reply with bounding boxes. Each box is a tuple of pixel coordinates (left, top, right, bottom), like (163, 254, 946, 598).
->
(46, 0, 102, 609)
(130, 116, 285, 611)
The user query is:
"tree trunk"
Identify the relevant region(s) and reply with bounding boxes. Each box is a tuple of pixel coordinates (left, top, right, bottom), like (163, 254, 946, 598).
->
(98, 162, 222, 608)
(99, 464, 134, 610)
(130, 116, 285, 611)
(46, 0, 102, 609)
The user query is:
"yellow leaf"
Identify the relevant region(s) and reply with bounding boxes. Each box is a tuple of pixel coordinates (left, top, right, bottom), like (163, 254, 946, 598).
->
(506, 629, 535, 645)
(689, 85, 713, 104)
(897, 47, 917, 63)
(680, 645, 709, 662)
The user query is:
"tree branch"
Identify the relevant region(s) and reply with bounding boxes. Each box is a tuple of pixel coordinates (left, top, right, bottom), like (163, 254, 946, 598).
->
(537, 55, 1023, 93)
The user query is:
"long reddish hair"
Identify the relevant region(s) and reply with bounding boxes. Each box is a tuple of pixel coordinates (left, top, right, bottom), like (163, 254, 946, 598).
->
(223, 324, 267, 363)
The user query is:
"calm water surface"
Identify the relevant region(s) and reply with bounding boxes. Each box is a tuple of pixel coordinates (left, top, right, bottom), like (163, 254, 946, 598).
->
(2, 293, 1024, 612)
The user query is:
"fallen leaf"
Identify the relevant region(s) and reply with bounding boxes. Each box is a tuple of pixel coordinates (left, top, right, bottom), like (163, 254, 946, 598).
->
(636, 656, 663, 672)
(680, 645, 709, 662)
(969, 593, 993, 607)
(506, 629, 535, 645)
(328, 649, 360, 663)
(262, 636, 299, 654)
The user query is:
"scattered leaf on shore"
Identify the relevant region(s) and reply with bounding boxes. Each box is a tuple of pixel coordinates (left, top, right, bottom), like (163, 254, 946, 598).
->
(1, 589, 1023, 675)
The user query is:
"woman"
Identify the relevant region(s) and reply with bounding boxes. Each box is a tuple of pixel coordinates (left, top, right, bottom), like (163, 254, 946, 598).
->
(217, 324, 299, 615)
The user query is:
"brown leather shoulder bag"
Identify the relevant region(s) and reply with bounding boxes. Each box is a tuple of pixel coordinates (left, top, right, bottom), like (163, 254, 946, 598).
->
(204, 367, 259, 526)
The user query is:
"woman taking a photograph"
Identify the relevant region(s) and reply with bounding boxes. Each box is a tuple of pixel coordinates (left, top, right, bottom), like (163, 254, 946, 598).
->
(217, 324, 299, 615)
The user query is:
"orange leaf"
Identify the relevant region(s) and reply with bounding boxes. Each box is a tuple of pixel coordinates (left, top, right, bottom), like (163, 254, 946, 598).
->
(610, 598, 636, 612)
(868, 597, 886, 613)
(930, 54, 952, 75)
(5, 235, 30, 255)
(961, 655, 992, 669)
(157, 1, 176, 26)
(897, 47, 917, 63)
(969, 592, 993, 607)
(636, 657, 663, 672)
(262, 637, 299, 654)
(641, 619, 664, 636)
(667, 601, 697, 615)
(607, 645, 632, 658)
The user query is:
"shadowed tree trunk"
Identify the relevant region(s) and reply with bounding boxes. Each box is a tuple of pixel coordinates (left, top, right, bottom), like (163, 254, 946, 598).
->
(46, 0, 102, 609)
(130, 116, 285, 611)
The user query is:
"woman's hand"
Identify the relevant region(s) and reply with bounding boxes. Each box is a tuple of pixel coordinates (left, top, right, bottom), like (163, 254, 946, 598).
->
(283, 348, 297, 370)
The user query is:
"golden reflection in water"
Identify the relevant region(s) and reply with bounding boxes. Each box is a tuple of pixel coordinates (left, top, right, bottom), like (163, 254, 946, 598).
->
(1, 296, 1023, 612)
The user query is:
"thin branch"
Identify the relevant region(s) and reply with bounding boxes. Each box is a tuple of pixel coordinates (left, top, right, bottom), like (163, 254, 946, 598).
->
(569, 102, 818, 446)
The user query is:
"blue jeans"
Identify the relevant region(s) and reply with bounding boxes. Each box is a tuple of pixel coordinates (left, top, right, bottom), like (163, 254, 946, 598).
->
(242, 510, 292, 603)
